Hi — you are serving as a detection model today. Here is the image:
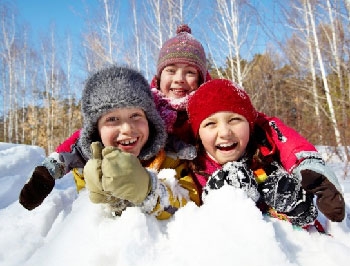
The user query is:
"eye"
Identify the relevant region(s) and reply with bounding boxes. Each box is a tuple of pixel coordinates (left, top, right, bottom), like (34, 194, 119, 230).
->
(187, 70, 196, 75)
(186, 68, 198, 75)
(202, 121, 215, 128)
(130, 112, 142, 119)
(228, 116, 246, 124)
(164, 66, 176, 74)
(106, 116, 118, 123)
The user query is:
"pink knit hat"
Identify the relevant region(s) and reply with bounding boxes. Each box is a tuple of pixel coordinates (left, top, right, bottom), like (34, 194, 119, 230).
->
(157, 24, 207, 82)
(187, 79, 257, 137)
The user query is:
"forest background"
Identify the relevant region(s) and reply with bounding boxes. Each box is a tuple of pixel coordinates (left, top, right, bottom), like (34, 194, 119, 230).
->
(1, 0, 349, 163)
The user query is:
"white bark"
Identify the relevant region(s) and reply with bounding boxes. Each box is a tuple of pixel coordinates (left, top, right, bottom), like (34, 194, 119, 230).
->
(306, 0, 342, 146)
(302, 0, 323, 143)
(323, 0, 347, 128)
(65, 34, 73, 135)
(131, 0, 141, 71)
(0, 8, 15, 142)
(212, 0, 257, 85)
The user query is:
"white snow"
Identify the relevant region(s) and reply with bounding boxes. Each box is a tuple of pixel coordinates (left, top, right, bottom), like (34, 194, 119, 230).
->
(0, 142, 350, 266)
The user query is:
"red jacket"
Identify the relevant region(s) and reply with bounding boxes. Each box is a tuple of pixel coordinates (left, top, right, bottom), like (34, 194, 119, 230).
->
(56, 129, 81, 153)
(255, 112, 318, 173)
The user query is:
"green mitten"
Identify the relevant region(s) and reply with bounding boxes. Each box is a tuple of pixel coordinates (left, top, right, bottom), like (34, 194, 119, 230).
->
(101, 146, 151, 204)
(84, 142, 115, 204)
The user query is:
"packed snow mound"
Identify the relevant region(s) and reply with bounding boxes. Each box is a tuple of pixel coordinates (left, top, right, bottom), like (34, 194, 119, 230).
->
(0, 142, 350, 266)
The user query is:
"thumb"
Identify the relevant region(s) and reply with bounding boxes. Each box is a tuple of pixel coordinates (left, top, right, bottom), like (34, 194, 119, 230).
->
(90, 142, 103, 159)
(102, 146, 120, 158)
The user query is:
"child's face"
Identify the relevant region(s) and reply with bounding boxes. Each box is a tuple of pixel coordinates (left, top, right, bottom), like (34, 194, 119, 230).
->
(198, 111, 250, 165)
(98, 107, 149, 157)
(159, 63, 200, 99)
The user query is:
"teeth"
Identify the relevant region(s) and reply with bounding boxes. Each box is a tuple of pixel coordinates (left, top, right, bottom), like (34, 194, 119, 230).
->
(173, 89, 186, 92)
(119, 138, 137, 145)
(217, 143, 235, 148)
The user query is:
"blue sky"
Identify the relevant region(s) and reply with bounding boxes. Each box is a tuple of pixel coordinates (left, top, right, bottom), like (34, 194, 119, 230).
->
(15, 0, 93, 37)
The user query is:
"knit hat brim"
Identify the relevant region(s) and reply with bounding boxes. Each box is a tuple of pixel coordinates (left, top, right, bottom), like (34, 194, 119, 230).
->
(79, 66, 167, 160)
(187, 79, 257, 137)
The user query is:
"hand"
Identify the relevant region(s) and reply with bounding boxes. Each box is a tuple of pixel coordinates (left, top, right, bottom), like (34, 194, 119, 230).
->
(84, 142, 116, 204)
(19, 166, 55, 210)
(203, 161, 260, 202)
(301, 169, 345, 222)
(101, 146, 151, 204)
(259, 163, 300, 213)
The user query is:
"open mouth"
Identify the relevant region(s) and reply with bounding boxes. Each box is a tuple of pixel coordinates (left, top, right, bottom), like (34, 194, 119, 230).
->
(118, 138, 137, 147)
(171, 88, 188, 96)
(216, 142, 238, 151)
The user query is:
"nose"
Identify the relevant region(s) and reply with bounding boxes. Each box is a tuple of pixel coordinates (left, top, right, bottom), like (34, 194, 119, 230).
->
(120, 122, 132, 134)
(218, 123, 233, 138)
(174, 69, 185, 83)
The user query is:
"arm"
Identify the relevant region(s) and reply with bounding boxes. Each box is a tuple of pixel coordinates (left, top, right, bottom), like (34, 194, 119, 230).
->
(56, 129, 81, 153)
(19, 152, 65, 210)
(256, 112, 344, 222)
(255, 112, 317, 173)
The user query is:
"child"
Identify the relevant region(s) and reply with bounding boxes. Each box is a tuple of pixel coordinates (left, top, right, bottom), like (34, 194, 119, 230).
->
(187, 79, 345, 227)
(19, 24, 344, 224)
(21, 65, 200, 219)
(150, 23, 208, 158)
(19, 24, 208, 210)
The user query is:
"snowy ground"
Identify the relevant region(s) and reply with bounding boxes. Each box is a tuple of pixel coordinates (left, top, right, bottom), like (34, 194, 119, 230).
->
(0, 142, 350, 266)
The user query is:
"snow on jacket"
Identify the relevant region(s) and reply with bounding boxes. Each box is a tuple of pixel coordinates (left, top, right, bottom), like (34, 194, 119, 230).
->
(255, 112, 341, 192)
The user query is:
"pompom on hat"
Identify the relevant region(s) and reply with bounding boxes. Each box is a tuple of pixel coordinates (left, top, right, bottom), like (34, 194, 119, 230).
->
(187, 79, 257, 137)
(157, 24, 207, 83)
(79, 65, 167, 161)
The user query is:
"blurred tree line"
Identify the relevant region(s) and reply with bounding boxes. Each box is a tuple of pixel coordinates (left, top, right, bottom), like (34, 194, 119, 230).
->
(0, 0, 349, 161)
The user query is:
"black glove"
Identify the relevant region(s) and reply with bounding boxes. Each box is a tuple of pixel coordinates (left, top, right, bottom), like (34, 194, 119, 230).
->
(259, 163, 300, 213)
(203, 161, 260, 202)
(283, 190, 318, 227)
(301, 169, 345, 222)
(19, 166, 55, 210)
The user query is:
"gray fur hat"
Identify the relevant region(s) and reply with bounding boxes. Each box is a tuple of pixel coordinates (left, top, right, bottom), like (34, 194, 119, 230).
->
(79, 65, 167, 160)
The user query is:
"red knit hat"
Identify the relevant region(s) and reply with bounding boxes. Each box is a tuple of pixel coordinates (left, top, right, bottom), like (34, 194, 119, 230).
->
(157, 24, 207, 82)
(187, 79, 257, 137)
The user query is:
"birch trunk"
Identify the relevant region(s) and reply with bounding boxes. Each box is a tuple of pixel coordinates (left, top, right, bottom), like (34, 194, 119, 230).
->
(306, 0, 342, 146)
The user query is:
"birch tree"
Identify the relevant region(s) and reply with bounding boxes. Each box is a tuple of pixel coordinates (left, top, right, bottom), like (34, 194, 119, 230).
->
(41, 26, 64, 153)
(306, 0, 342, 146)
(64, 33, 74, 135)
(81, 0, 121, 73)
(211, 0, 258, 85)
(0, 4, 16, 142)
(321, 0, 348, 132)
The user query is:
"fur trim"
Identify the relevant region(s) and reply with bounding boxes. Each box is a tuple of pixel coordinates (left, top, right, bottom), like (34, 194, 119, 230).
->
(79, 66, 167, 160)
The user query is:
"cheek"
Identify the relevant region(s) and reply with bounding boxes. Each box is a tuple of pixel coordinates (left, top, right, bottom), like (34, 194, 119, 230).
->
(159, 75, 171, 94)
(187, 77, 199, 90)
(236, 124, 250, 146)
(140, 123, 150, 141)
(99, 126, 115, 146)
(199, 128, 216, 151)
